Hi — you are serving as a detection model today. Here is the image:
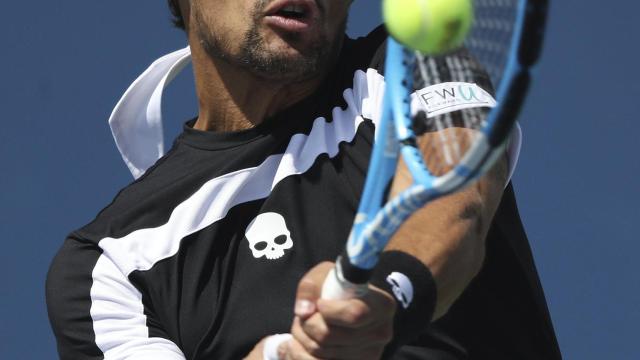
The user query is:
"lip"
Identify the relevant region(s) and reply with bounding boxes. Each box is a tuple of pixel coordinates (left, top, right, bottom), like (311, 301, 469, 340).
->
(263, 0, 321, 33)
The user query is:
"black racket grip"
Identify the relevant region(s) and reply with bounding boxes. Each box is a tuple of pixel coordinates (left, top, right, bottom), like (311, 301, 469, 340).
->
(337, 252, 374, 284)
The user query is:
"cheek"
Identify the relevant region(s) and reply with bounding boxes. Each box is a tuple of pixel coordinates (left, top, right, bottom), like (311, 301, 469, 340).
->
(193, 0, 253, 41)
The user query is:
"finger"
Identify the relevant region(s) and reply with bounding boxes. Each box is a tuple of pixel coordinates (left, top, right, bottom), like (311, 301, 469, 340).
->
(316, 297, 373, 328)
(285, 336, 324, 360)
(295, 313, 393, 353)
(295, 262, 334, 319)
(291, 316, 323, 356)
(292, 316, 360, 359)
(292, 320, 388, 360)
(317, 286, 395, 328)
(297, 313, 362, 347)
(277, 340, 288, 360)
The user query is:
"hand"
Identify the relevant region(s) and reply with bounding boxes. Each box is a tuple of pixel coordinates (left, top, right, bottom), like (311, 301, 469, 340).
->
(281, 262, 396, 360)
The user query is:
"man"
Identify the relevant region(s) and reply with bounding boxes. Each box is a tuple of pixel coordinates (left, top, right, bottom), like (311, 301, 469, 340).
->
(47, 1, 562, 359)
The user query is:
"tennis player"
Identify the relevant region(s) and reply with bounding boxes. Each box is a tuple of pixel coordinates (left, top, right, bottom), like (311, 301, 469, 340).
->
(46, 1, 561, 359)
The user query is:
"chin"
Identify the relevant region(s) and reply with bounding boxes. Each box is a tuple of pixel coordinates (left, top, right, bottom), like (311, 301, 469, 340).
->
(241, 37, 330, 81)
(264, 30, 320, 57)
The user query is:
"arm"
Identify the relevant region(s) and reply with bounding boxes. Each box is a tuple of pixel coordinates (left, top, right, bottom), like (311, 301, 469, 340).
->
(386, 131, 509, 320)
(248, 134, 508, 360)
(46, 235, 187, 360)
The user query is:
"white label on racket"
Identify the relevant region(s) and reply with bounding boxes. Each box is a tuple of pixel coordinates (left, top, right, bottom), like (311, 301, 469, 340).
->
(415, 82, 497, 118)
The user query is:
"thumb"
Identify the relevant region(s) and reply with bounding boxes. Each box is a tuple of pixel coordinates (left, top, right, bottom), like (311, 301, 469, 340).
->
(295, 261, 334, 319)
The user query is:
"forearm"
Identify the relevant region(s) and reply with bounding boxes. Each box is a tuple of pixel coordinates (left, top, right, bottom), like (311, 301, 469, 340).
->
(386, 153, 508, 319)
(277, 142, 509, 360)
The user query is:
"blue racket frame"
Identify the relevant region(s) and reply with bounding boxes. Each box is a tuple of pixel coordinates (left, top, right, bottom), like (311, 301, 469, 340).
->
(341, 0, 549, 276)
(266, 1, 550, 356)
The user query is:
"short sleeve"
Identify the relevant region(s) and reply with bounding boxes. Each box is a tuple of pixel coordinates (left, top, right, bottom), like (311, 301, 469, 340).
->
(46, 235, 187, 360)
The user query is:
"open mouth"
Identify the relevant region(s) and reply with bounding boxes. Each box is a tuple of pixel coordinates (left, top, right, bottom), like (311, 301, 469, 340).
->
(264, 0, 318, 32)
(276, 4, 309, 19)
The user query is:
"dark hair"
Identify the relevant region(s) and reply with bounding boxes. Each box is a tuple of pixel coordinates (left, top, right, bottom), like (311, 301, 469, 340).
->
(168, 0, 185, 29)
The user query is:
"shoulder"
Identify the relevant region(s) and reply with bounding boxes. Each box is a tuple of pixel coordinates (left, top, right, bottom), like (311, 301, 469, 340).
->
(345, 25, 388, 67)
(74, 146, 212, 243)
(337, 25, 388, 76)
(310, 26, 388, 126)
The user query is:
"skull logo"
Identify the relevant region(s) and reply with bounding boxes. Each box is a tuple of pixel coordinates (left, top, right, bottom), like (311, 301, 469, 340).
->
(386, 272, 414, 309)
(245, 212, 293, 260)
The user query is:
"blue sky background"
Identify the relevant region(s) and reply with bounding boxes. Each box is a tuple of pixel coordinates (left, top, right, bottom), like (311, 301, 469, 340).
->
(1, 1, 637, 359)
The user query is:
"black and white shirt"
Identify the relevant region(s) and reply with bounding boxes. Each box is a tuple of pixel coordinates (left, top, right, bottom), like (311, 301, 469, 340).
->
(47, 27, 561, 360)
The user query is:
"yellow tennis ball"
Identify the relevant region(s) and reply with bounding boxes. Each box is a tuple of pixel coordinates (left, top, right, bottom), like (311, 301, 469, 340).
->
(383, 0, 473, 54)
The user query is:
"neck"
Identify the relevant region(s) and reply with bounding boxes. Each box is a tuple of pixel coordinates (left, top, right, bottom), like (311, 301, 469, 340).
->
(189, 37, 325, 133)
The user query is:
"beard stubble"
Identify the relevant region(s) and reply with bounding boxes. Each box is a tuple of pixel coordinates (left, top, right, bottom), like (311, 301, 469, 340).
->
(194, 0, 346, 82)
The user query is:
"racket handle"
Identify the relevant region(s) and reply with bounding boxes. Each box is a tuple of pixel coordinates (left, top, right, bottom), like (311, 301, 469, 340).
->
(262, 258, 369, 359)
(321, 257, 369, 300)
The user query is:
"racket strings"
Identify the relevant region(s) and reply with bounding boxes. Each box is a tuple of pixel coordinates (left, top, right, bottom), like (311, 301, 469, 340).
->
(412, 52, 485, 177)
(466, 0, 519, 87)
(408, 0, 518, 178)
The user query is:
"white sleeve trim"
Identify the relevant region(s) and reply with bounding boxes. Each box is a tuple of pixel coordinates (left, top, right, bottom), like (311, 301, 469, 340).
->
(94, 68, 381, 359)
(505, 122, 522, 186)
(91, 254, 186, 360)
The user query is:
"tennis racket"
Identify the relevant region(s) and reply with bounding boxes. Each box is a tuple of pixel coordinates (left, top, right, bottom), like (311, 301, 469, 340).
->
(321, 0, 548, 299)
(264, 0, 548, 357)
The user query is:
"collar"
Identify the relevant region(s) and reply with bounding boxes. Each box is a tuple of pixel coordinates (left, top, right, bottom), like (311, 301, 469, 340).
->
(108, 46, 192, 179)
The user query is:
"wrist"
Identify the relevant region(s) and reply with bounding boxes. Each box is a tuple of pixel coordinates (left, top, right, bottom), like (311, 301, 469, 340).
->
(369, 251, 437, 352)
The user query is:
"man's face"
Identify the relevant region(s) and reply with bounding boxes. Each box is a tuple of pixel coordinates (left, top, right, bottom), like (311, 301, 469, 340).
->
(190, 0, 351, 81)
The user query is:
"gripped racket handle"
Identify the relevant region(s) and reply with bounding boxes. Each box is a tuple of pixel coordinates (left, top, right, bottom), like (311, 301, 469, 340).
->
(263, 258, 370, 360)
(321, 258, 370, 300)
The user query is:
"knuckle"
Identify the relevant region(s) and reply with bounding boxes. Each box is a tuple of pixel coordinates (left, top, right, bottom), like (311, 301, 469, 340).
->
(303, 322, 329, 345)
(297, 277, 317, 292)
(345, 303, 370, 325)
(308, 346, 324, 357)
(312, 327, 331, 345)
(303, 339, 321, 356)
